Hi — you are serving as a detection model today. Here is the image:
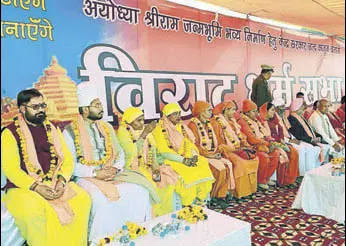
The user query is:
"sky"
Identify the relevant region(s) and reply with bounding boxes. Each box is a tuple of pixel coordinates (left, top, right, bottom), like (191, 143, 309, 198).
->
(1, 1, 106, 99)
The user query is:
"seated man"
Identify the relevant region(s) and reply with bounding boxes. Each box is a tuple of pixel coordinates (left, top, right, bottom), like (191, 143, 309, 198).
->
(1, 89, 91, 246)
(263, 102, 299, 186)
(288, 98, 331, 167)
(309, 99, 345, 158)
(117, 107, 179, 217)
(151, 103, 215, 206)
(272, 98, 324, 176)
(212, 101, 259, 198)
(63, 83, 155, 245)
(237, 99, 280, 190)
(188, 101, 235, 200)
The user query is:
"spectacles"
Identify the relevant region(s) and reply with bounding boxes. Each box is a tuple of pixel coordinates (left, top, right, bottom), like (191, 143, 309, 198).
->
(24, 103, 47, 110)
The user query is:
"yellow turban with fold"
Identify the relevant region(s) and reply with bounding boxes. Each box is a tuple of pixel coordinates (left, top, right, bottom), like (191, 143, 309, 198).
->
(162, 103, 181, 116)
(122, 107, 144, 124)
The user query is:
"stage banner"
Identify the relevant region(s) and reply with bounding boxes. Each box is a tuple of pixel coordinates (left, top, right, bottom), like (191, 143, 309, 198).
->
(1, 0, 345, 126)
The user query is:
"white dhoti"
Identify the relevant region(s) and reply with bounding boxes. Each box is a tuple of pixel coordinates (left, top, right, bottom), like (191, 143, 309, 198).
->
(77, 179, 151, 245)
(292, 142, 324, 176)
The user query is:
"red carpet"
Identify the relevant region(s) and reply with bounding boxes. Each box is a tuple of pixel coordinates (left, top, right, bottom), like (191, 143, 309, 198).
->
(209, 180, 345, 245)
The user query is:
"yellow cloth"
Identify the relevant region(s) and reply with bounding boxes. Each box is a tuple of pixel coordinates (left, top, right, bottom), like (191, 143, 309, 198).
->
(1, 128, 91, 246)
(1, 128, 74, 189)
(117, 125, 175, 216)
(162, 103, 181, 116)
(122, 107, 144, 124)
(151, 122, 214, 205)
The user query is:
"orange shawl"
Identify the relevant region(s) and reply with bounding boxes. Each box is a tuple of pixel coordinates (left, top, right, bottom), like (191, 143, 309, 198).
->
(126, 124, 179, 189)
(161, 115, 196, 153)
(75, 115, 120, 201)
(17, 114, 75, 225)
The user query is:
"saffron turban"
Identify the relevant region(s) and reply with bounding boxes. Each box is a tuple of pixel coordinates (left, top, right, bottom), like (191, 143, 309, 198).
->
(191, 101, 211, 117)
(77, 82, 100, 107)
(162, 103, 181, 116)
(122, 107, 144, 124)
(212, 101, 235, 115)
(290, 98, 304, 112)
(242, 99, 257, 113)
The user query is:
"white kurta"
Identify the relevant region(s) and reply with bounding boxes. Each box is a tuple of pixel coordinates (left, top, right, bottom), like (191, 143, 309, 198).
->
(63, 121, 151, 244)
(309, 110, 345, 158)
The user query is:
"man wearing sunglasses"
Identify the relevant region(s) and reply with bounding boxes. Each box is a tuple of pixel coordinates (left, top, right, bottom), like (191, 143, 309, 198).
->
(1, 88, 92, 245)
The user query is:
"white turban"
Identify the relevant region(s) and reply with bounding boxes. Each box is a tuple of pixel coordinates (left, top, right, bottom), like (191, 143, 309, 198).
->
(272, 98, 286, 107)
(77, 82, 100, 107)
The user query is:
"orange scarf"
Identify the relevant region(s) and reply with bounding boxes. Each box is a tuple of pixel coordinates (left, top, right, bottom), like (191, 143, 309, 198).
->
(215, 115, 241, 148)
(17, 114, 76, 225)
(75, 115, 120, 201)
(290, 112, 316, 138)
(242, 114, 265, 139)
(191, 118, 219, 152)
(161, 116, 196, 153)
(190, 117, 235, 190)
(126, 124, 179, 189)
(278, 113, 292, 138)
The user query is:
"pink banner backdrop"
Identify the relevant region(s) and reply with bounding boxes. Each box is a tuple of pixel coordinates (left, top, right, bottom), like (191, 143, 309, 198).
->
(1, 0, 345, 125)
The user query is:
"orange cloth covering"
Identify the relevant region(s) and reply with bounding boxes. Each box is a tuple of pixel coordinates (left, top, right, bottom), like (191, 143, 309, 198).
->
(237, 112, 280, 185)
(335, 104, 345, 123)
(242, 99, 257, 113)
(187, 112, 235, 198)
(268, 114, 299, 186)
(259, 103, 299, 186)
(211, 111, 259, 198)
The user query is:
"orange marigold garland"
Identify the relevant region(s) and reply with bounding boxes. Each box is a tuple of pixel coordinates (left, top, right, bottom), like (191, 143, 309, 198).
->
(98, 222, 147, 246)
(14, 116, 58, 181)
(72, 120, 113, 166)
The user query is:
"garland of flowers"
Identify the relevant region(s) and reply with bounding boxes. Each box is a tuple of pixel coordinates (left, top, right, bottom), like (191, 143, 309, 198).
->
(256, 120, 266, 135)
(72, 120, 113, 166)
(229, 120, 243, 141)
(160, 121, 188, 156)
(191, 118, 215, 151)
(177, 205, 208, 224)
(126, 126, 154, 169)
(242, 113, 266, 137)
(241, 114, 256, 134)
(215, 116, 242, 148)
(98, 222, 147, 246)
(331, 157, 345, 165)
(270, 141, 290, 152)
(14, 116, 57, 181)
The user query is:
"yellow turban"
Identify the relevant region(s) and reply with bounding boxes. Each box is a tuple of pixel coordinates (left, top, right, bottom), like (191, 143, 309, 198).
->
(162, 103, 181, 116)
(122, 107, 144, 124)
